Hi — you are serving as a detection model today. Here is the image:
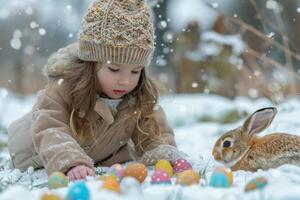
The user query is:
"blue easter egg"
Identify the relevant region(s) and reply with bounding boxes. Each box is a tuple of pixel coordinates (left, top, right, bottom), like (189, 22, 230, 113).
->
(66, 181, 90, 200)
(209, 171, 230, 188)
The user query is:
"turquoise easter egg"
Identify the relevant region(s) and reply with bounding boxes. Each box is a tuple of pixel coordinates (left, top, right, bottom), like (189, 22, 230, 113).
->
(209, 171, 230, 188)
(48, 172, 68, 189)
(245, 177, 268, 192)
(66, 181, 90, 200)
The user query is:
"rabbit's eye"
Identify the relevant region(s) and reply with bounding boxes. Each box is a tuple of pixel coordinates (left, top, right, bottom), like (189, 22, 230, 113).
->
(223, 140, 231, 148)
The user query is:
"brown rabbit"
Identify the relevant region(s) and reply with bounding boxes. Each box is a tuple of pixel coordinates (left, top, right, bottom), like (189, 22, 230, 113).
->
(212, 107, 300, 172)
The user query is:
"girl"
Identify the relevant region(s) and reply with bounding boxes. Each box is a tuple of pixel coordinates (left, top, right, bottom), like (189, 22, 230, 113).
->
(7, 0, 182, 181)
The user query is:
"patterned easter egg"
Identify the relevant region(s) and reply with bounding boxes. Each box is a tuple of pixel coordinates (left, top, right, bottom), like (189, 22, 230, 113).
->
(48, 172, 68, 189)
(40, 193, 61, 200)
(123, 163, 148, 183)
(108, 163, 124, 180)
(245, 177, 268, 192)
(176, 170, 200, 186)
(101, 176, 120, 193)
(66, 181, 90, 200)
(209, 171, 231, 188)
(173, 159, 192, 174)
(151, 170, 171, 184)
(120, 177, 142, 195)
(155, 159, 173, 177)
(214, 166, 233, 186)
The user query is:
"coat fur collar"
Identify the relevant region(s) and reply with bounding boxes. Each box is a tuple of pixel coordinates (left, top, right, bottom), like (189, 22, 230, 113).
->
(43, 42, 79, 78)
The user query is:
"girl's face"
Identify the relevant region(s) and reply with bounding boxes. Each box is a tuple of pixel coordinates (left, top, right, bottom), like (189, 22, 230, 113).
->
(96, 62, 143, 99)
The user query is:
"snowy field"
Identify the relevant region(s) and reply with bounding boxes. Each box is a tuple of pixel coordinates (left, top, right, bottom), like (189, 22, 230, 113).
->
(1, 88, 300, 199)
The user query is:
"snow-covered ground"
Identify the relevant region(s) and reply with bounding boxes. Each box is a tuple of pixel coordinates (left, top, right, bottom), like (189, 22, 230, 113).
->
(1, 89, 300, 199)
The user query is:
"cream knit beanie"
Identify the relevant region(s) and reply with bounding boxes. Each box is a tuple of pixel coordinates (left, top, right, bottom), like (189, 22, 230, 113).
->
(78, 0, 155, 66)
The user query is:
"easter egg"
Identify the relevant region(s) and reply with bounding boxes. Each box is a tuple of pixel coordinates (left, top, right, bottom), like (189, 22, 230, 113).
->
(245, 177, 268, 192)
(48, 172, 68, 189)
(176, 170, 200, 186)
(123, 163, 148, 183)
(214, 166, 233, 186)
(101, 176, 120, 193)
(209, 171, 231, 188)
(173, 159, 192, 174)
(151, 170, 171, 184)
(66, 181, 90, 200)
(155, 159, 173, 177)
(98, 174, 118, 182)
(120, 177, 142, 195)
(108, 163, 124, 180)
(40, 193, 61, 200)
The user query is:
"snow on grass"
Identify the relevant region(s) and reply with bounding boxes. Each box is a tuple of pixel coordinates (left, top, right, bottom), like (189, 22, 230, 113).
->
(1, 91, 300, 199)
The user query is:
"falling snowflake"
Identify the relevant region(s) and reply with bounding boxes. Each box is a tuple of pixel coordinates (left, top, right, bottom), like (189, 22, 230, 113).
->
(25, 7, 33, 15)
(11, 30, 22, 50)
(191, 82, 199, 88)
(211, 2, 219, 8)
(30, 21, 39, 29)
(163, 31, 173, 43)
(297, 7, 300, 13)
(158, 21, 167, 30)
(39, 28, 46, 36)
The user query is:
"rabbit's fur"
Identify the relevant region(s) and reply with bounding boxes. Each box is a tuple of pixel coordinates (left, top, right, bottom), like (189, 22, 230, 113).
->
(212, 107, 300, 172)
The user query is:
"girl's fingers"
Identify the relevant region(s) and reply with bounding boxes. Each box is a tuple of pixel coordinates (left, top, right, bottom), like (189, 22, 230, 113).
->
(87, 168, 94, 176)
(78, 166, 88, 179)
(67, 171, 75, 182)
(73, 169, 82, 180)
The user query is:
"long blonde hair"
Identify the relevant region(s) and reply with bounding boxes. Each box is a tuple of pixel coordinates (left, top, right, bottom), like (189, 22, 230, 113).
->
(61, 60, 163, 148)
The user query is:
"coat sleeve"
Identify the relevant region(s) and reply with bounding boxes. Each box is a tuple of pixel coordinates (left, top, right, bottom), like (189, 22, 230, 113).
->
(131, 105, 184, 165)
(31, 80, 94, 175)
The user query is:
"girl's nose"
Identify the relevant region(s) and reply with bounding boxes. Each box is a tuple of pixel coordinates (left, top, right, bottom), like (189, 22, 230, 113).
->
(118, 76, 130, 86)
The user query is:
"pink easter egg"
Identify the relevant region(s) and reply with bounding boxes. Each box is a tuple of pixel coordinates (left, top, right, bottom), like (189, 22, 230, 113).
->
(151, 170, 171, 184)
(172, 159, 192, 174)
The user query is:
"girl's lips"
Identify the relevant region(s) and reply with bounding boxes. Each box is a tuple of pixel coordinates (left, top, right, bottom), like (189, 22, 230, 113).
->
(113, 90, 126, 95)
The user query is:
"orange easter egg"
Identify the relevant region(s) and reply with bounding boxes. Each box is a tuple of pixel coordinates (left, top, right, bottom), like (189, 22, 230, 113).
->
(123, 163, 148, 183)
(155, 159, 173, 177)
(101, 177, 120, 193)
(98, 174, 118, 182)
(176, 170, 200, 186)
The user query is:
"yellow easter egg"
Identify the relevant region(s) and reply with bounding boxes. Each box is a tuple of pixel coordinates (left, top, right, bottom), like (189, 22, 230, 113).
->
(40, 193, 61, 200)
(101, 177, 120, 193)
(155, 159, 173, 177)
(123, 163, 148, 183)
(215, 166, 233, 186)
(176, 170, 200, 186)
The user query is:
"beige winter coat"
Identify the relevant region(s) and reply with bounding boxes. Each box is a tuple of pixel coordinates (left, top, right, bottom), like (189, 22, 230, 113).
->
(7, 43, 179, 175)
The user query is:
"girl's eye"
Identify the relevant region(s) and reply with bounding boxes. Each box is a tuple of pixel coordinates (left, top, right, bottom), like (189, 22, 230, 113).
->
(131, 70, 141, 74)
(108, 67, 119, 72)
(223, 140, 231, 148)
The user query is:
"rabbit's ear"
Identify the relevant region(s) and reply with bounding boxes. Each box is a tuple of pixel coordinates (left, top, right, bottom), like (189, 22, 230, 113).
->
(242, 107, 277, 136)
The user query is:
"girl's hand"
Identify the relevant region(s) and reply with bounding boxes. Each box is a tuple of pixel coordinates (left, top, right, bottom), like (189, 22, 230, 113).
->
(66, 165, 94, 181)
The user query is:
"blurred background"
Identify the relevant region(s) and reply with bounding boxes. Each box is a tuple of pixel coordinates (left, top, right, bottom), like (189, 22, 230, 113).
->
(0, 0, 300, 102)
